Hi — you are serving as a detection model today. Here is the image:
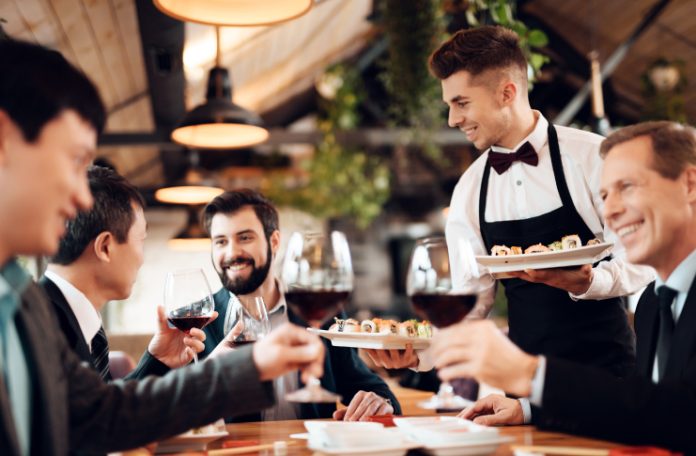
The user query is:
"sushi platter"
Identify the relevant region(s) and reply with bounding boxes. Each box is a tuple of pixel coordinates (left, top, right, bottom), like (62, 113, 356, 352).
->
(308, 328, 431, 349)
(476, 241, 613, 278)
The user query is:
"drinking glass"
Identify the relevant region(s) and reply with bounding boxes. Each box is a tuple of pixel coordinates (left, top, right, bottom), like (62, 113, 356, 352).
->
(282, 231, 353, 403)
(225, 296, 271, 346)
(407, 236, 480, 410)
(164, 268, 215, 364)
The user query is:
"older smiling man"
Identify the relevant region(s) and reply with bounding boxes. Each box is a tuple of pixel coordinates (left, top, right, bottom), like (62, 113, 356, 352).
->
(429, 121, 696, 453)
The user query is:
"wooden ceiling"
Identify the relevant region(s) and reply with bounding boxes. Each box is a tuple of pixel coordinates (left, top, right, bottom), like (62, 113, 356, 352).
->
(2, 0, 695, 190)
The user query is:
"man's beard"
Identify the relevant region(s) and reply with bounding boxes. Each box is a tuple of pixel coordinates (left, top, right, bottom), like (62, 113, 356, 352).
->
(218, 242, 272, 295)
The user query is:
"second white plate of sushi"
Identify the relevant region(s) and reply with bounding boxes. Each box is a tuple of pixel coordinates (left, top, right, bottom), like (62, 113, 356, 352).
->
(307, 328, 431, 350)
(476, 242, 613, 278)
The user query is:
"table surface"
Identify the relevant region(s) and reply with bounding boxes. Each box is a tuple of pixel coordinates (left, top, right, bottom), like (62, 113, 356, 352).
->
(191, 419, 620, 455)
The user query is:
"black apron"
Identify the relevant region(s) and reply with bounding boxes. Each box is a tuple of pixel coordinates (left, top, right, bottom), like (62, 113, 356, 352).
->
(478, 124, 635, 377)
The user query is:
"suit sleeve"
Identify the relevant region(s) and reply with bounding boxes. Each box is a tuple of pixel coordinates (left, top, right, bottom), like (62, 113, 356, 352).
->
(124, 350, 170, 380)
(329, 345, 402, 415)
(535, 356, 696, 453)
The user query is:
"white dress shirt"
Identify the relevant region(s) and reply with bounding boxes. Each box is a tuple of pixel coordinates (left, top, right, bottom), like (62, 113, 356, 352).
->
(651, 248, 696, 382)
(445, 112, 655, 313)
(44, 270, 102, 352)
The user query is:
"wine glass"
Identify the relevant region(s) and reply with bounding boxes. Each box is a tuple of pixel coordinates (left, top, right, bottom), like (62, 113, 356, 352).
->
(281, 231, 353, 403)
(224, 296, 271, 346)
(407, 236, 480, 410)
(164, 268, 215, 364)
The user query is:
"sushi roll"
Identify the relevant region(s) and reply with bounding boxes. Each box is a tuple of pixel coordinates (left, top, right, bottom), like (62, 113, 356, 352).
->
(491, 245, 512, 256)
(416, 321, 432, 338)
(360, 319, 377, 333)
(562, 234, 582, 250)
(586, 238, 601, 246)
(329, 317, 346, 332)
(547, 241, 562, 251)
(377, 319, 398, 334)
(510, 246, 523, 255)
(343, 318, 360, 333)
(525, 243, 550, 254)
(398, 320, 417, 338)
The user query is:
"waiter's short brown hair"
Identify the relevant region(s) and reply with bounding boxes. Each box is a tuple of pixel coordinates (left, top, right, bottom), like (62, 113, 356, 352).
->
(600, 121, 696, 180)
(429, 26, 527, 81)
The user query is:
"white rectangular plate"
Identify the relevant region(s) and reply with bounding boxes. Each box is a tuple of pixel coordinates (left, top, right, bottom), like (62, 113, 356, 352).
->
(308, 328, 431, 350)
(155, 430, 228, 453)
(476, 242, 613, 278)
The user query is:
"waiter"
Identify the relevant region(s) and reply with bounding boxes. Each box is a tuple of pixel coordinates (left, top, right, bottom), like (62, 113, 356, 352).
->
(367, 26, 654, 379)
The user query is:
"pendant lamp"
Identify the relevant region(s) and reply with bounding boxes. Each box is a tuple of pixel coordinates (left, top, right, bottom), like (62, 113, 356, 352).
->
(167, 205, 213, 251)
(171, 27, 269, 149)
(154, 0, 313, 27)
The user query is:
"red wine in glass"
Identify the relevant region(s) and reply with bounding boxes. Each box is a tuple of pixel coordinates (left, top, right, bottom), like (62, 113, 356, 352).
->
(410, 294, 477, 328)
(285, 289, 350, 326)
(167, 296, 214, 333)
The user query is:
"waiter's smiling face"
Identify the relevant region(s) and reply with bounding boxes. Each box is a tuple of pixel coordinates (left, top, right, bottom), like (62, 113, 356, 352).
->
(600, 135, 694, 275)
(442, 69, 515, 150)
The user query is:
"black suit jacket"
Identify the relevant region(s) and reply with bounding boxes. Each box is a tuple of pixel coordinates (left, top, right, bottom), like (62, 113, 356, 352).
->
(535, 280, 696, 452)
(202, 288, 401, 420)
(0, 280, 276, 456)
(39, 276, 169, 380)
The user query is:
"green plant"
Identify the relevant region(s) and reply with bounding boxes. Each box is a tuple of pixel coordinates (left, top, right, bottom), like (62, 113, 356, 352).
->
(265, 64, 390, 229)
(640, 58, 688, 123)
(465, 0, 549, 86)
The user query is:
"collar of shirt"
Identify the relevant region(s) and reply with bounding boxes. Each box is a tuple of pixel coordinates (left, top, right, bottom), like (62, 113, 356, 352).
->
(0, 259, 31, 317)
(489, 111, 548, 155)
(44, 270, 103, 350)
(654, 248, 696, 322)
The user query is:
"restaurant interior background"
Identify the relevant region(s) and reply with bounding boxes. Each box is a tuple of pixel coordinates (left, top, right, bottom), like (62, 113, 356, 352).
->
(2, 0, 693, 360)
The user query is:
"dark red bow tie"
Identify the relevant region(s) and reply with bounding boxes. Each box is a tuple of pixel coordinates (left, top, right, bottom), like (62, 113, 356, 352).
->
(487, 141, 538, 174)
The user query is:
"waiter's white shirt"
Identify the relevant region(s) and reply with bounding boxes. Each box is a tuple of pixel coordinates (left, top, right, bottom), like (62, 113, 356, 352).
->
(44, 270, 102, 352)
(445, 111, 655, 313)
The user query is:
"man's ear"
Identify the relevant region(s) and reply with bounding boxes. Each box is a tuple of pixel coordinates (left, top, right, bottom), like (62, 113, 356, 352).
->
(270, 230, 281, 256)
(0, 110, 14, 167)
(685, 165, 696, 204)
(92, 232, 113, 263)
(500, 80, 517, 106)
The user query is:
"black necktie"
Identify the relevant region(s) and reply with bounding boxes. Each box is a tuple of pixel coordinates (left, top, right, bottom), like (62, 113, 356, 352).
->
(487, 141, 539, 175)
(656, 286, 678, 382)
(91, 327, 112, 381)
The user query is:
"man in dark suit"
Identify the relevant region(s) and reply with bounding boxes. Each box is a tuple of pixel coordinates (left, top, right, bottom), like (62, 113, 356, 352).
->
(429, 121, 696, 452)
(200, 190, 401, 421)
(0, 39, 325, 455)
(41, 165, 207, 381)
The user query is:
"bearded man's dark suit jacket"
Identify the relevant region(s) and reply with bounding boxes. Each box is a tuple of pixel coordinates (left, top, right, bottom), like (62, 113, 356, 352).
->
(535, 281, 696, 453)
(39, 276, 169, 379)
(202, 288, 401, 420)
(0, 281, 276, 456)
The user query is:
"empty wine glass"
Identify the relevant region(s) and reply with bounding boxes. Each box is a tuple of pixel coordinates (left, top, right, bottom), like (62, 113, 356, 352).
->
(164, 268, 215, 364)
(282, 231, 353, 403)
(225, 296, 271, 346)
(407, 236, 480, 410)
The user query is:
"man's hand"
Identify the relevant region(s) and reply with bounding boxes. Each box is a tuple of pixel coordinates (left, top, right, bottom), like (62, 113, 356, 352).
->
(253, 322, 324, 383)
(430, 320, 538, 397)
(208, 320, 244, 359)
(508, 264, 593, 295)
(458, 394, 524, 426)
(332, 391, 393, 421)
(364, 344, 418, 370)
(148, 306, 217, 368)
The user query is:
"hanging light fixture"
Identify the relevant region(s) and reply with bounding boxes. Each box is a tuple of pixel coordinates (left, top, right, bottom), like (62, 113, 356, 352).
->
(171, 27, 269, 149)
(154, 0, 313, 27)
(167, 205, 214, 251)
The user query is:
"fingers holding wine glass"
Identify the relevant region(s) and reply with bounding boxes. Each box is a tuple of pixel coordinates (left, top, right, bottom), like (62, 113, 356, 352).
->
(252, 322, 325, 382)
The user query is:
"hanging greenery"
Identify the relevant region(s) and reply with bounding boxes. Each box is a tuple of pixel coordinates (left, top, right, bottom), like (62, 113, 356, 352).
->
(640, 58, 688, 123)
(464, 0, 549, 87)
(265, 64, 390, 229)
(378, 0, 448, 162)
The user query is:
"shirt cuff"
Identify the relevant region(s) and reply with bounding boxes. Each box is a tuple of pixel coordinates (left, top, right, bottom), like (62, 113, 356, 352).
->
(410, 350, 434, 372)
(518, 398, 532, 424)
(529, 355, 546, 407)
(568, 267, 607, 300)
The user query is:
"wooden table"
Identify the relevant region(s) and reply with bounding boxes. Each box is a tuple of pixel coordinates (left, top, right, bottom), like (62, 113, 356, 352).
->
(194, 419, 621, 455)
